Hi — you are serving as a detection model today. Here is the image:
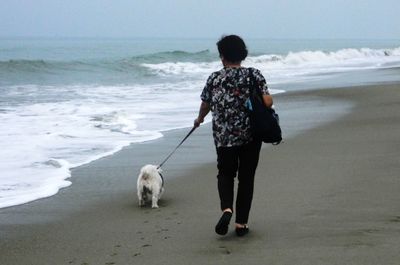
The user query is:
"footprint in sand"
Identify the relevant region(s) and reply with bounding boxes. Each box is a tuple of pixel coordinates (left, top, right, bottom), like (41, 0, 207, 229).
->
(141, 244, 152, 248)
(219, 246, 231, 255)
(157, 228, 169, 233)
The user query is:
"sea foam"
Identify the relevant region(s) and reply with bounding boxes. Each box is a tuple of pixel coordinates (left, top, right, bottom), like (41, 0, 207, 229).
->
(0, 81, 201, 208)
(142, 47, 400, 84)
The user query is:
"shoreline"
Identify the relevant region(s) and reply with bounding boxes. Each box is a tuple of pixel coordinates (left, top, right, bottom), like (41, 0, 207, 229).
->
(1, 82, 400, 264)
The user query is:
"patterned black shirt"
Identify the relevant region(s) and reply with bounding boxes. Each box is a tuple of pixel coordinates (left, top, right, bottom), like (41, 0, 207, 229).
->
(201, 67, 269, 147)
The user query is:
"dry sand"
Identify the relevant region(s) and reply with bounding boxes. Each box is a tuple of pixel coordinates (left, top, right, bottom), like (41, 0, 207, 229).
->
(1, 83, 400, 265)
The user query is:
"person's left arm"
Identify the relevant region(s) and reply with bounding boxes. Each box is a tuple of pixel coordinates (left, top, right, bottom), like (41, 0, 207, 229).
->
(262, 94, 273, 108)
(254, 69, 274, 108)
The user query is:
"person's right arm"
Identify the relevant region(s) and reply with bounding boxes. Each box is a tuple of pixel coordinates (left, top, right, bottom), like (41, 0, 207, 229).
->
(194, 101, 210, 127)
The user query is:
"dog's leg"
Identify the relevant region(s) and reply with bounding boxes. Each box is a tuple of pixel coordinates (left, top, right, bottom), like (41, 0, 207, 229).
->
(151, 192, 159, 208)
(138, 190, 145, 207)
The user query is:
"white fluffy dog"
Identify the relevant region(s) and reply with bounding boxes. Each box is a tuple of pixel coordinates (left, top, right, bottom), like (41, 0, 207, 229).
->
(137, 164, 164, 208)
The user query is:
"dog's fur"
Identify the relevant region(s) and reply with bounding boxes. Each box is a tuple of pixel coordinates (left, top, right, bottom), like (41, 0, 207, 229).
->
(137, 164, 164, 208)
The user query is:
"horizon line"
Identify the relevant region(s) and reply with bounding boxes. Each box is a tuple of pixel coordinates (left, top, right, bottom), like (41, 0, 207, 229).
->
(1, 36, 400, 41)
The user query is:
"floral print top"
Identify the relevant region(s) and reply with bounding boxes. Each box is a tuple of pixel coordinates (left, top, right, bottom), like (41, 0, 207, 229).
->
(201, 67, 269, 147)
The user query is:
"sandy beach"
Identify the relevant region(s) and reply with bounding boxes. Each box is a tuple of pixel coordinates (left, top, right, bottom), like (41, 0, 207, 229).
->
(1, 82, 400, 265)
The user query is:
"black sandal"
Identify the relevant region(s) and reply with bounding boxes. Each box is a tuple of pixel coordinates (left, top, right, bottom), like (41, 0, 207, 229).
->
(215, 211, 232, 235)
(235, 225, 249, 237)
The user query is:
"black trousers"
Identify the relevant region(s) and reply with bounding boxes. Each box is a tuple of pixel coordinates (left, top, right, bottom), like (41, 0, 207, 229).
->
(216, 140, 262, 224)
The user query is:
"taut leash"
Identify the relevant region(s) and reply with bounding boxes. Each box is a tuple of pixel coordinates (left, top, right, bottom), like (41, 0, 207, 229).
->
(157, 126, 197, 169)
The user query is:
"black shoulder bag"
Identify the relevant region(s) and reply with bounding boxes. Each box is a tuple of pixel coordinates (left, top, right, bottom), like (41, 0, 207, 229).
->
(247, 69, 282, 145)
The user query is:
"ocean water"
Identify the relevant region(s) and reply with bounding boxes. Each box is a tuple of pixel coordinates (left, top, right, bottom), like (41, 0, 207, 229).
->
(1, 38, 400, 208)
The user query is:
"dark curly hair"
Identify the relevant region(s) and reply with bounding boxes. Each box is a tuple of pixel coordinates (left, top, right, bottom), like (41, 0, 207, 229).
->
(217, 35, 248, 63)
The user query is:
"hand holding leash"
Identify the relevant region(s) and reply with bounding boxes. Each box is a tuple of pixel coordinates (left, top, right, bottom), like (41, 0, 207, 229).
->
(194, 117, 203, 128)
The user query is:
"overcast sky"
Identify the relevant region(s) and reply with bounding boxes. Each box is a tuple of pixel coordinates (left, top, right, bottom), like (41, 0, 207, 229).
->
(0, 0, 399, 39)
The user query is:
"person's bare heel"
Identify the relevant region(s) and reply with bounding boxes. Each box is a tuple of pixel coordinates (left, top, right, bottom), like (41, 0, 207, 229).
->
(235, 224, 249, 237)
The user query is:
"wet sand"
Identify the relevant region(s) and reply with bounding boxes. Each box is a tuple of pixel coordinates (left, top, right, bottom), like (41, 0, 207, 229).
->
(1, 83, 400, 265)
